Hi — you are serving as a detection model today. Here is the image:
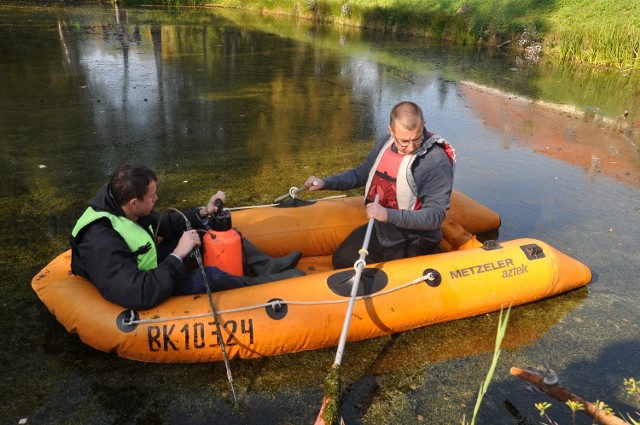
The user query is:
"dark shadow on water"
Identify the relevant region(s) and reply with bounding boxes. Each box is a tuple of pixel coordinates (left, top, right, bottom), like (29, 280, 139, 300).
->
(337, 287, 589, 422)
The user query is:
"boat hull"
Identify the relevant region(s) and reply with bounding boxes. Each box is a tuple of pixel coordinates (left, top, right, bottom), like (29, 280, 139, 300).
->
(32, 237, 590, 363)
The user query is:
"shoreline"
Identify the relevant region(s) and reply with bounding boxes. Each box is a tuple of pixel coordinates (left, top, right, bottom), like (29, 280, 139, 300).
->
(458, 81, 640, 188)
(187, 0, 639, 70)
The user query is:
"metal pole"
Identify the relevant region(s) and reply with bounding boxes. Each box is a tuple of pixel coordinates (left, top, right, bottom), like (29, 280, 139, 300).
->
(332, 194, 378, 367)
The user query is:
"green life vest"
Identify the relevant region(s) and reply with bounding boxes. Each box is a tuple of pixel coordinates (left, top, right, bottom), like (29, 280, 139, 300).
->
(71, 207, 158, 271)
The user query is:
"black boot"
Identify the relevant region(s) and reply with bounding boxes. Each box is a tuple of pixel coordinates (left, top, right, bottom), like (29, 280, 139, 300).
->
(243, 269, 306, 285)
(242, 238, 302, 276)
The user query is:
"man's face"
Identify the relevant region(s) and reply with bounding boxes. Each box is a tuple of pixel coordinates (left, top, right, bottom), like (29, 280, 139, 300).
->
(389, 123, 424, 155)
(132, 180, 158, 218)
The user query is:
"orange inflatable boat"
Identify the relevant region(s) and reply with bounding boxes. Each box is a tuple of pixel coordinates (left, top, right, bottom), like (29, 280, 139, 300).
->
(31, 192, 591, 363)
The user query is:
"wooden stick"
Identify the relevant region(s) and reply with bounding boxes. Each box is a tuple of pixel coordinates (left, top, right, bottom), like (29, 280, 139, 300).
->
(510, 366, 626, 425)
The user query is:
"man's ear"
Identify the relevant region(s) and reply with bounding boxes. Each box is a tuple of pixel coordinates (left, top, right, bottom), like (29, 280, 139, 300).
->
(126, 197, 138, 210)
(120, 198, 138, 220)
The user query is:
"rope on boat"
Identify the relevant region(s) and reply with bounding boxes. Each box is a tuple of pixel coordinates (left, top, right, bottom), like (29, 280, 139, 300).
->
(124, 272, 435, 326)
(227, 194, 347, 211)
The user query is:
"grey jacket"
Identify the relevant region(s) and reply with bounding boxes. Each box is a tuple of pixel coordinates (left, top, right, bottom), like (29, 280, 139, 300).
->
(323, 129, 454, 248)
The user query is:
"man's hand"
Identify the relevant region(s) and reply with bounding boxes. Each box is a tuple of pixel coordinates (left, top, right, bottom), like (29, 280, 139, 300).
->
(202, 191, 226, 217)
(366, 202, 387, 222)
(304, 177, 324, 191)
(172, 229, 201, 259)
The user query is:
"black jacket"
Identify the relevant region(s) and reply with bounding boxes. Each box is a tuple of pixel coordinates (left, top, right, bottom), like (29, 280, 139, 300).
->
(70, 183, 205, 310)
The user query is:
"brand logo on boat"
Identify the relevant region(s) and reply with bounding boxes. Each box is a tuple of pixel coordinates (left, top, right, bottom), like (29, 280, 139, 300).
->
(449, 258, 528, 279)
(146, 319, 254, 352)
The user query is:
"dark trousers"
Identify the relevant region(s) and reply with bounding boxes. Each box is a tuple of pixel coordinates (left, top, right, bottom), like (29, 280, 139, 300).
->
(332, 225, 440, 269)
(173, 266, 247, 296)
(157, 239, 247, 295)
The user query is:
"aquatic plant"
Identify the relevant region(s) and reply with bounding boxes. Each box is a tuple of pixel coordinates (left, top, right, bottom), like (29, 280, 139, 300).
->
(535, 401, 556, 424)
(531, 378, 640, 425)
(461, 305, 511, 425)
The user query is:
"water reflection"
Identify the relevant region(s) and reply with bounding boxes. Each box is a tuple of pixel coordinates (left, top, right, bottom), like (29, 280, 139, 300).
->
(2, 4, 640, 424)
(367, 288, 588, 376)
(2, 4, 639, 198)
(460, 82, 640, 186)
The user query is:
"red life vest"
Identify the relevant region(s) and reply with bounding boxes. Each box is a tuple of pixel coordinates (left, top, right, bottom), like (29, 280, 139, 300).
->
(365, 144, 420, 210)
(364, 134, 456, 211)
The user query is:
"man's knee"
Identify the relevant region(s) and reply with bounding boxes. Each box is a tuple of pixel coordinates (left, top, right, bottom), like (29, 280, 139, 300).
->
(332, 253, 354, 270)
(205, 266, 246, 291)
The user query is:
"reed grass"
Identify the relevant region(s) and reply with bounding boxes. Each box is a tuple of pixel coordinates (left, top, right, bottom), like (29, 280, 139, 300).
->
(461, 305, 511, 425)
(557, 24, 640, 69)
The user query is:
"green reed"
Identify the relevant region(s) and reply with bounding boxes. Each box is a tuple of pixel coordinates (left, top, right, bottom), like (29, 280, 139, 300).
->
(558, 24, 640, 69)
(118, 0, 640, 69)
(461, 305, 511, 425)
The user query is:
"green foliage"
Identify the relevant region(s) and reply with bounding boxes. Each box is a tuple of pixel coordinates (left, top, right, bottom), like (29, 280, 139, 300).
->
(625, 378, 640, 425)
(123, 0, 640, 68)
(557, 24, 640, 69)
(461, 305, 511, 425)
(536, 401, 552, 416)
(625, 378, 640, 399)
(565, 400, 584, 425)
(594, 400, 614, 417)
(535, 402, 557, 425)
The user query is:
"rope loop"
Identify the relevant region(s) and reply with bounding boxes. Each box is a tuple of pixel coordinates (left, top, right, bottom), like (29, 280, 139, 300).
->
(289, 186, 298, 198)
(272, 299, 283, 311)
(123, 310, 135, 326)
(353, 259, 367, 272)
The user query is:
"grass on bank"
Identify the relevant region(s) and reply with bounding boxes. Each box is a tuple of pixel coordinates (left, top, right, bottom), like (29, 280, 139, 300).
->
(121, 0, 640, 69)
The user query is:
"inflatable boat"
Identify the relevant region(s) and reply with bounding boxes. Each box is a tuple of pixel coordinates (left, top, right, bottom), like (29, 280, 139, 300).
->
(32, 192, 591, 363)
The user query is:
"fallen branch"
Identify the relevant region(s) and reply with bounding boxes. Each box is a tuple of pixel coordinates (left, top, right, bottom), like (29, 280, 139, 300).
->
(510, 366, 627, 425)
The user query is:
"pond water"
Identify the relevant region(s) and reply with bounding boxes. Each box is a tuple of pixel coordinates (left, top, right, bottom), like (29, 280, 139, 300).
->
(1, 3, 639, 424)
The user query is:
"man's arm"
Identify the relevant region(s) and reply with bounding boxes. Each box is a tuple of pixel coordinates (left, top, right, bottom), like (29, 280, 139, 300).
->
(77, 221, 185, 310)
(323, 135, 389, 191)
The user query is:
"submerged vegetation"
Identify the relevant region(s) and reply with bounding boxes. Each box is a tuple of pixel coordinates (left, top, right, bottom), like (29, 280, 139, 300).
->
(119, 0, 640, 69)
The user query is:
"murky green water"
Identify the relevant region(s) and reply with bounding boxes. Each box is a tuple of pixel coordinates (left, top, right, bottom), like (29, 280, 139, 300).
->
(1, 3, 639, 424)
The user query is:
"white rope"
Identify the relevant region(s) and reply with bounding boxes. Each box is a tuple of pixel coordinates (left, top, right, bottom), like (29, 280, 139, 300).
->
(353, 258, 367, 271)
(227, 194, 347, 211)
(123, 272, 435, 326)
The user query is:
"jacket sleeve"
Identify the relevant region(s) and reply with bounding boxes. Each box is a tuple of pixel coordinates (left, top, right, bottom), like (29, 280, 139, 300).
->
(323, 135, 388, 191)
(76, 219, 187, 310)
(151, 207, 205, 240)
(385, 144, 453, 230)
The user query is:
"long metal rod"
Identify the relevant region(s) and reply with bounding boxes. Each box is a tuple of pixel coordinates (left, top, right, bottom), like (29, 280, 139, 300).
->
(184, 216, 238, 403)
(332, 194, 378, 367)
(192, 247, 238, 403)
(165, 209, 237, 403)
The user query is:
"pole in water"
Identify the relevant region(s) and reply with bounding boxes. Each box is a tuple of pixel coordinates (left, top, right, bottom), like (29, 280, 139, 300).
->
(316, 194, 379, 424)
(186, 218, 238, 404)
(334, 193, 377, 368)
(193, 247, 238, 404)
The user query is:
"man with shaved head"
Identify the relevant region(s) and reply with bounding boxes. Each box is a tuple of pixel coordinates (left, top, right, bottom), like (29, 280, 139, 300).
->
(305, 101, 456, 268)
